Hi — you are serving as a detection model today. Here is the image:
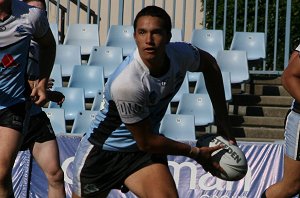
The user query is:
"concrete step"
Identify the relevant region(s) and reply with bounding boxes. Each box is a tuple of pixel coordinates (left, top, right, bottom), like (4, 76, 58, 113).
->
(231, 94, 293, 107)
(251, 76, 282, 85)
(232, 126, 284, 139)
(228, 105, 289, 117)
(229, 115, 285, 128)
(244, 84, 290, 96)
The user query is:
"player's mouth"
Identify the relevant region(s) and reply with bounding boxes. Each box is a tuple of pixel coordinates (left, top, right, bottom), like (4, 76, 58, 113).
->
(144, 47, 156, 53)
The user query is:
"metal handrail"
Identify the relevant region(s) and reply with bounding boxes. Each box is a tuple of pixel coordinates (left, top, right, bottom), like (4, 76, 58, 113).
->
(47, 0, 98, 43)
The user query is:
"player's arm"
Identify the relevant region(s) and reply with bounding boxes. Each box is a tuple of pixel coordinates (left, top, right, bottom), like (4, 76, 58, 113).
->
(126, 118, 224, 174)
(196, 48, 236, 143)
(31, 29, 56, 106)
(281, 50, 300, 102)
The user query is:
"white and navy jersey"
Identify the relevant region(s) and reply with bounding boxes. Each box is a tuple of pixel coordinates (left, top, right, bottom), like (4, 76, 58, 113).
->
(0, 0, 49, 109)
(86, 42, 201, 152)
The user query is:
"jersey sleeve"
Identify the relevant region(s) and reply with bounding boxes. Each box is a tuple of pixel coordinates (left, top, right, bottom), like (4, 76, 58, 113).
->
(168, 42, 201, 72)
(110, 78, 149, 124)
(29, 8, 50, 39)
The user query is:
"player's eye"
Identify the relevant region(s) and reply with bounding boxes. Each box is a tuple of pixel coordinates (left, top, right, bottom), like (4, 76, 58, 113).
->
(138, 30, 145, 35)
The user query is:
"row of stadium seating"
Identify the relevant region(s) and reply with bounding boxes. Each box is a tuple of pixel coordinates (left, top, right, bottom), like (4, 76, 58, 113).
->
(44, 24, 267, 139)
(51, 23, 266, 62)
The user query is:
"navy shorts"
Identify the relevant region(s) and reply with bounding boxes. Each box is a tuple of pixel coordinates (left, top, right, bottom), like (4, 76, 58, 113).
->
(72, 136, 168, 197)
(0, 102, 26, 132)
(20, 111, 56, 151)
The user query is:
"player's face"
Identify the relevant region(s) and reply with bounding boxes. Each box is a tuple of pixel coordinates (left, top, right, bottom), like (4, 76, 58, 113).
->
(134, 16, 170, 66)
(27, 1, 45, 10)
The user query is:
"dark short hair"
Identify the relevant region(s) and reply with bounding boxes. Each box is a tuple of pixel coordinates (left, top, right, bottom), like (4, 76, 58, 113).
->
(133, 6, 172, 34)
(23, 0, 46, 10)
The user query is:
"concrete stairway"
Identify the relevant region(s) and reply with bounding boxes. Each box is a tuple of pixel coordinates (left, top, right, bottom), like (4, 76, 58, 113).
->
(228, 76, 293, 141)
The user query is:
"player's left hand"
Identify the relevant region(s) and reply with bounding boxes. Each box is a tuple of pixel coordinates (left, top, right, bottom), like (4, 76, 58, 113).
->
(217, 127, 237, 145)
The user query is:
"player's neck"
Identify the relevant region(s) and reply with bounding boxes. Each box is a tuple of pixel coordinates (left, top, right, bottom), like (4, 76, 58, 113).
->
(148, 54, 170, 78)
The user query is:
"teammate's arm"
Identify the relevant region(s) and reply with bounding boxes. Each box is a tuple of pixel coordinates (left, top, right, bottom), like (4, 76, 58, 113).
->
(281, 50, 300, 102)
(31, 29, 56, 106)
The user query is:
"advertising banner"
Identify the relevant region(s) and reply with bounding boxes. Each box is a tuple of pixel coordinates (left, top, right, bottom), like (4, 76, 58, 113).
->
(13, 135, 286, 198)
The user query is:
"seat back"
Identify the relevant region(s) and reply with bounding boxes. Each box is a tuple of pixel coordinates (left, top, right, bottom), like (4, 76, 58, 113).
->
(159, 114, 196, 140)
(63, 24, 100, 55)
(217, 50, 250, 84)
(191, 29, 224, 58)
(176, 93, 214, 126)
(105, 25, 136, 57)
(49, 23, 59, 44)
(42, 107, 66, 134)
(71, 110, 98, 134)
(54, 44, 82, 77)
(50, 64, 62, 88)
(230, 32, 266, 60)
(68, 65, 105, 99)
(91, 91, 103, 111)
(170, 28, 183, 42)
(221, 71, 232, 101)
(87, 46, 123, 78)
(49, 87, 85, 121)
(194, 72, 232, 101)
(171, 74, 190, 102)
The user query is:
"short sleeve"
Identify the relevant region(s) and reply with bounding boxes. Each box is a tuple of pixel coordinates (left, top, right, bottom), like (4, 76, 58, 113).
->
(111, 79, 149, 124)
(166, 42, 201, 72)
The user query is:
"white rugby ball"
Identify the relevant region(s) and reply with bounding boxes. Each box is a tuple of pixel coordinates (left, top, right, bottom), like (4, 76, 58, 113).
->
(196, 134, 248, 181)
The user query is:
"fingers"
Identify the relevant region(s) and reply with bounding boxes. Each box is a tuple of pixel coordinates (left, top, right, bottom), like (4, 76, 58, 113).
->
(208, 144, 224, 153)
(30, 87, 47, 106)
(47, 79, 54, 89)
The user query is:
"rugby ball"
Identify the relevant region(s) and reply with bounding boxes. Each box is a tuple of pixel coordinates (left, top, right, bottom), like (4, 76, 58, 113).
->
(196, 134, 248, 181)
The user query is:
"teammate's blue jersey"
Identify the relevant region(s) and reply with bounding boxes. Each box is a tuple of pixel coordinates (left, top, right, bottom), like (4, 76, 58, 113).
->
(0, 0, 49, 109)
(85, 42, 201, 152)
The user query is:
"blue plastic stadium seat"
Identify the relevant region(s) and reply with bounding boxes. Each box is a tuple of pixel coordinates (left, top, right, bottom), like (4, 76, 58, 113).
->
(216, 50, 250, 84)
(63, 23, 100, 55)
(49, 63, 63, 88)
(87, 46, 123, 78)
(54, 44, 82, 77)
(160, 114, 196, 140)
(230, 32, 266, 61)
(176, 93, 214, 127)
(68, 65, 105, 99)
(49, 23, 59, 44)
(171, 74, 190, 102)
(105, 25, 136, 57)
(91, 91, 103, 111)
(194, 72, 232, 101)
(71, 110, 98, 134)
(191, 29, 224, 59)
(170, 28, 183, 42)
(48, 87, 85, 121)
(42, 107, 66, 134)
